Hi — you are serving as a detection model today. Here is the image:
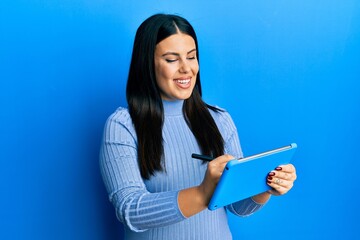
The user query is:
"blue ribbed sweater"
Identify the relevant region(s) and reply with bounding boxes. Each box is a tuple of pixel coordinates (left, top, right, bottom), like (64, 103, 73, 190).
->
(99, 100, 265, 240)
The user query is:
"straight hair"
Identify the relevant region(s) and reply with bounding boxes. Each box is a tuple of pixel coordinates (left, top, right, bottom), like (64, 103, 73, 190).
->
(126, 14, 224, 179)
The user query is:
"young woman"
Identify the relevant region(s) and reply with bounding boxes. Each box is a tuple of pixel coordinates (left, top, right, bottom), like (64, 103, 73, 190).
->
(99, 13, 297, 240)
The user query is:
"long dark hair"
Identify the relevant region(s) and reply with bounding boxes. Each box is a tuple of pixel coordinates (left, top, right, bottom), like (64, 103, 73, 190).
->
(126, 14, 224, 179)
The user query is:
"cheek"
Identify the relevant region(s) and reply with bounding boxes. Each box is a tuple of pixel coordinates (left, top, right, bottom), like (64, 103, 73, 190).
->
(156, 63, 176, 80)
(191, 61, 199, 74)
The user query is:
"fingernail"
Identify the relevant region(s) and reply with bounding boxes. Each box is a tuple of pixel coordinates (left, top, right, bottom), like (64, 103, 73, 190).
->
(267, 181, 271, 184)
(275, 167, 282, 171)
(268, 172, 275, 176)
(267, 176, 273, 180)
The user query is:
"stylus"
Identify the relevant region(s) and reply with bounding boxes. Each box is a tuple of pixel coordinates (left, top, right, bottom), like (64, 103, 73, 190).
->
(191, 153, 214, 162)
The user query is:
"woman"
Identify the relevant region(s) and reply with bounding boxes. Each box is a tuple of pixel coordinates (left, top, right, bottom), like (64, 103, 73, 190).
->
(99, 13, 297, 240)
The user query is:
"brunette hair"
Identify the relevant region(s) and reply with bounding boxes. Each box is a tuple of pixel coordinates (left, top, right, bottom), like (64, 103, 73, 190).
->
(126, 13, 224, 179)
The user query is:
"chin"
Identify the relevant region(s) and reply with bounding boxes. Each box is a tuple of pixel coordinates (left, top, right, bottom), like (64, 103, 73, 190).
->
(178, 93, 193, 100)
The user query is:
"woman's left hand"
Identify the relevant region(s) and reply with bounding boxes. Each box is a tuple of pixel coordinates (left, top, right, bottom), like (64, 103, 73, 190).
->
(266, 164, 297, 196)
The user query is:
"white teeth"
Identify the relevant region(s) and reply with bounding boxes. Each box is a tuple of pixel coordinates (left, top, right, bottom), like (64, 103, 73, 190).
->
(175, 79, 190, 84)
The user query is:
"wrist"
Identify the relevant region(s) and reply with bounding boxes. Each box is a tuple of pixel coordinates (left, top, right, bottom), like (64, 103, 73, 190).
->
(252, 192, 271, 204)
(197, 184, 211, 207)
(178, 186, 208, 218)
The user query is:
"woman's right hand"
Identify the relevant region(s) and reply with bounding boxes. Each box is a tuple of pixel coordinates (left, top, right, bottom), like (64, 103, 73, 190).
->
(199, 154, 235, 205)
(178, 154, 234, 217)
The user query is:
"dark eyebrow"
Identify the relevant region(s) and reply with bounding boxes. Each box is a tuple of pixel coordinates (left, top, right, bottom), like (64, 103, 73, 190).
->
(161, 48, 197, 57)
(187, 48, 197, 54)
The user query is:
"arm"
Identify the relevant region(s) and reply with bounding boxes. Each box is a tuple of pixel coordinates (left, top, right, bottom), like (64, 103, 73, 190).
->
(178, 154, 235, 217)
(100, 110, 224, 231)
(99, 111, 185, 232)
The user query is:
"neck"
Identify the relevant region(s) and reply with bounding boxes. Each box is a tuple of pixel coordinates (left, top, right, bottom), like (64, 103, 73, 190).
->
(163, 99, 184, 116)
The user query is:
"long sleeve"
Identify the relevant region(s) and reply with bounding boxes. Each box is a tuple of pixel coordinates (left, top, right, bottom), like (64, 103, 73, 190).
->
(99, 109, 185, 232)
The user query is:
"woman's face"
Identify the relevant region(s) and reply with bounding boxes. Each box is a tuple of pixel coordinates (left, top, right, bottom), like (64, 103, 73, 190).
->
(154, 33, 199, 101)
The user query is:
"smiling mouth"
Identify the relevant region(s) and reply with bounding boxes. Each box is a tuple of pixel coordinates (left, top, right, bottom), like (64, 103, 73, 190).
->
(174, 76, 191, 84)
(174, 78, 191, 84)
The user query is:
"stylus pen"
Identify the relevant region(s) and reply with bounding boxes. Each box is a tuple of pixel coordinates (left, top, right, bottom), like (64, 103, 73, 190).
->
(191, 153, 214, 162)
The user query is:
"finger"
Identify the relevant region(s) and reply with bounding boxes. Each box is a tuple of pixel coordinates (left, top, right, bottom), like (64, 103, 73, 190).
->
(276, 164, 296, 173)
(273, 164, 297, 181)
(207, 155, 234, 177)
(267, 176, 293, 190)
(212, 154, 235, 164)
(269, 170, 296, 181)
(208, 155, 233, 170)
(267, 180, 291, 195)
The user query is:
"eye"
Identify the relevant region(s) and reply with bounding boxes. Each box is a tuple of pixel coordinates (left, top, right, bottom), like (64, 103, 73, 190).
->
(187, 56, 196, 60)
(165, 59, 178, 63)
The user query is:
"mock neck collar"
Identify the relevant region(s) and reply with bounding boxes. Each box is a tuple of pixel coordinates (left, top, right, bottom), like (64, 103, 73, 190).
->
(163, 99, 184, 116)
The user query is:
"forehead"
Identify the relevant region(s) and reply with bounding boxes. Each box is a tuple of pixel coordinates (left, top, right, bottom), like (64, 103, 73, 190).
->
(155, 33, 196, 53)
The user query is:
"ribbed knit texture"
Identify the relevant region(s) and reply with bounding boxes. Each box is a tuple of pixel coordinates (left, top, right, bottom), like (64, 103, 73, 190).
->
(99, 100, 265, 240)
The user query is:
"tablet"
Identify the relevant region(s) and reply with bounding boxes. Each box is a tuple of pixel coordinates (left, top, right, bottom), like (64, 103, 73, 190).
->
(208, 143, 297, 211)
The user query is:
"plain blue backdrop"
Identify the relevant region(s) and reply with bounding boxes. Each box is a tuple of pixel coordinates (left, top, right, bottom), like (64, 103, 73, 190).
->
(1, 1, 359, 239)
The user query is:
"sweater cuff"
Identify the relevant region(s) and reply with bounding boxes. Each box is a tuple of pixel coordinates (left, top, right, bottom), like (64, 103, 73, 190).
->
(227, 197, 266, 217)
(176, 190, 188, 219)
(114, 189, 187, 232)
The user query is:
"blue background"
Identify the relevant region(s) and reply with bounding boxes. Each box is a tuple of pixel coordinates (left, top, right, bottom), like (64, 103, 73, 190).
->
(1, 1, 359, 239)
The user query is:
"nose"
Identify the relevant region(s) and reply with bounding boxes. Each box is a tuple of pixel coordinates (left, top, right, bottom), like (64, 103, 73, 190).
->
(179, 59, 190, 73)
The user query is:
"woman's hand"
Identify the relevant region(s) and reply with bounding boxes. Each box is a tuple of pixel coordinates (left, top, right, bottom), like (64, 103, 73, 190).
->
(266, 164, 297, 196)
(198, 154, 235, 205)
(178, 154, 234, 217)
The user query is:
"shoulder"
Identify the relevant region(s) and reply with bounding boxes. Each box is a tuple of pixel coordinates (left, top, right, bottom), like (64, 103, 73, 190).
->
(103, 107, 136, 141)
(208, 105, 235, 126)
(105, 107, 132, 127)
(208, 105, 237, 138)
